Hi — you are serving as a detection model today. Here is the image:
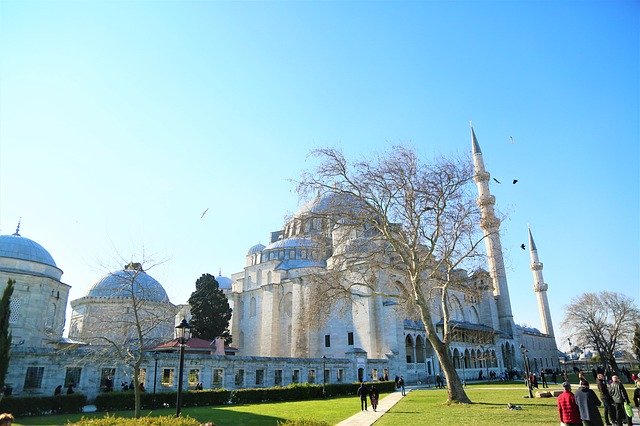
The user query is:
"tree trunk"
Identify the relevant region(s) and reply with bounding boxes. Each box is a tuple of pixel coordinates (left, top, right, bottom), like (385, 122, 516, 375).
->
(417, 296, 472, 404)
(133, 366, 141, 418)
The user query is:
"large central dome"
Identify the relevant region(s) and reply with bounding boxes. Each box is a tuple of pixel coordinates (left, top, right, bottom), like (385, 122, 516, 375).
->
(86, 263, 169, 302)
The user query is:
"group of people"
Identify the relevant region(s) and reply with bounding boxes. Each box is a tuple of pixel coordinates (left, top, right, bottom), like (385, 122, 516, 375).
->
(558, 374, 640, 426)
(53, 383, 75, 395)
(356, 382, 380, 411)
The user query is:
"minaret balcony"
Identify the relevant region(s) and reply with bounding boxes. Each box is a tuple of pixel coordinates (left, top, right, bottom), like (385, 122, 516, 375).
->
(473, 171, 490, 183)
(533, 281, 548, 292)
(476, 195, 495, 208)
(531, 262, 543, 271)
(480, 216, 501, 231)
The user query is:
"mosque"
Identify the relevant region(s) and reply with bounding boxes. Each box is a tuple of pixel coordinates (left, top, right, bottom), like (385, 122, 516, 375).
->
(0, 130, 559, 399)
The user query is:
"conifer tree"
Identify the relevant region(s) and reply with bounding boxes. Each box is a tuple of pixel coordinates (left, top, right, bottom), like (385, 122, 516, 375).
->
(188, 273, 232, 343)
(633, 323, 640, 362)
(0, 278, 14, 388)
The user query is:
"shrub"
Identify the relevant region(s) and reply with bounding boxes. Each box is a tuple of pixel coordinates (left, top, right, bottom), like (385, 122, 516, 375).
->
(0, 393, 86, 417)
(277, 419, 331, 426)
(66, 414, 206, 425)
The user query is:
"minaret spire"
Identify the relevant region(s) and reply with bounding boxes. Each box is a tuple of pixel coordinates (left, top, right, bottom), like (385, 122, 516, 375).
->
(471, 125, 515, 337)
(528, 226, 554, 337)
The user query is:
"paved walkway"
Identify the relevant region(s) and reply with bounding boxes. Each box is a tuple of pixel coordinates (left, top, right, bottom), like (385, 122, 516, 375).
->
(336, 389, 408, 426)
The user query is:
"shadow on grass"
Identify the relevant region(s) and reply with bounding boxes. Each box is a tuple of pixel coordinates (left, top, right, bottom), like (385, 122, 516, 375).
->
(14, 406, 289, 426)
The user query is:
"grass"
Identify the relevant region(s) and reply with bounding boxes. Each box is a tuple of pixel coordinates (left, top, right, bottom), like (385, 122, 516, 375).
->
(13, 393, 390, 426)
(12, 381, 637, 425)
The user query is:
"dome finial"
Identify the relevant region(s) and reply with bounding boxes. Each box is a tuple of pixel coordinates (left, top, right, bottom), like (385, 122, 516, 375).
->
(218, 268, 222, 276)
(13, 218, 21, 236)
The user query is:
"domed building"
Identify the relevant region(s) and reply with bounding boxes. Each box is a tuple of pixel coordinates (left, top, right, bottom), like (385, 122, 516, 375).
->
(69, 262, 176, 345)
(0, 225, 70, 347)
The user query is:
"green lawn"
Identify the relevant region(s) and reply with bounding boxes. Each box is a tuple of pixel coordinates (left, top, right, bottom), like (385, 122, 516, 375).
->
(12, 382, 637, 425)
(14, 393, 387, 426)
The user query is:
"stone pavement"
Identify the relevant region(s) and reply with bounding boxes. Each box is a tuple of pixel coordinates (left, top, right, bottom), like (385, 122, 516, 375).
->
(335, 389, 408, 426)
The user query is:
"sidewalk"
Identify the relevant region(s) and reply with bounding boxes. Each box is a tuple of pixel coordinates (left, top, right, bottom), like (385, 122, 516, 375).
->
(336, 389, 408, 426)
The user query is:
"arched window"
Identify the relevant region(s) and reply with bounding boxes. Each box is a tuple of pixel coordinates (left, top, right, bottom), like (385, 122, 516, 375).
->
(250, 297, 257, 318)
(464, 349, 471, 369)
(416, 335, 425, 363)
(280, 292, 293, 317)
(469, 306, 480, 324)
(453, 348, 461, 369)
(448, 295, 465, 322)
(405, 335, 414, 363)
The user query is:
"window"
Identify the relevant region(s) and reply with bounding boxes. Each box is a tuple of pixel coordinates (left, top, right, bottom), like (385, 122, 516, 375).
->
(235, 369, 244, 387)
(188, 369, 200, 388)
(337, 369, 344, 383)
(250, 297, 257, 318)
(274, 369, 283, 386)
(65, 367, 82, 388)
(255, 369, 265, 386)
(292, 369, 300, 384)
(324, 369, 330, 384)
(212, 369, 224, 388)
(9, 298, 21, 324)
(138, 368, 147, 387)
(325, 335, 331, 347)
(100, 368, 116, 391)
(308, 369, 316, 384)
(372, 368, 378, 380)
(162, 368, 175, 387)
(24, 367, 44, 389)
(347, 332, 354, 346)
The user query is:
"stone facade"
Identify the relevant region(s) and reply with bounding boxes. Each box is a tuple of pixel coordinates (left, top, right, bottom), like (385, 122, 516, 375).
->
(2, 130, 560, 400)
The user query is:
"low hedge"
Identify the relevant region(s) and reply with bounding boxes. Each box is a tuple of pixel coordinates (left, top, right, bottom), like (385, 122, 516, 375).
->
(0, 393, 87, 417)
(67, 414, 206, 426)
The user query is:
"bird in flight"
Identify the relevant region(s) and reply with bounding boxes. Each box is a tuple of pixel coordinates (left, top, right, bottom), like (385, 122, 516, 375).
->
(493, 178, 501, 184)
(201, 208, 209, 219)
(520, 244, 525, 250)
(509, 136, 516, 144)
(512, 179, 518, 184)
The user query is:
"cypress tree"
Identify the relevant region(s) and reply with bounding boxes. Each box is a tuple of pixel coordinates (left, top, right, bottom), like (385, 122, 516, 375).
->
(0, 278, 14, 388)
(188, 273, 232, 343)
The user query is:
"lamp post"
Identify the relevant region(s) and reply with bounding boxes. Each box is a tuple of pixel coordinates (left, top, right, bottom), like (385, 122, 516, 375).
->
(175, 318, 191, 418)
(322, 355, 327, 397)
(519, 344, 533, 398)
(153, 352, 160, 394)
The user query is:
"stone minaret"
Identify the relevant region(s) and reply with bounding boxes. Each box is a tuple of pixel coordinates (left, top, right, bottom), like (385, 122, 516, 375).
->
(471, 126, 515, 337)
(528, 227, 554, 337)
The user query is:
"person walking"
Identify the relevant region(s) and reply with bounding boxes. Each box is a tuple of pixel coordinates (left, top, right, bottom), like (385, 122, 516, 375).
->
(357, 382, 368, 411)
(369, 384, 379, 412)
(597, 373, 616, 425)
(575, 380, 604, 426)
(399, 376, 406, 396)
(609, 375, 632, 426)
(54, 385, 62, 396)
(558, 382, 582, 426)
(541, 370, 548, 388)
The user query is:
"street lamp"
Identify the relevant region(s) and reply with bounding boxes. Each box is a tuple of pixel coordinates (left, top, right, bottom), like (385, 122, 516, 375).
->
(519, 344, 533, 398)
(175, 318, 191, 418)
(322, 355, 327, 398)
(153, 352, 160, 394)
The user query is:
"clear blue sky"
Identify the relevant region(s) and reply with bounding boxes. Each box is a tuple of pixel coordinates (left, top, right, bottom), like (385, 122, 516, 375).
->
(1, 1, 638, 351)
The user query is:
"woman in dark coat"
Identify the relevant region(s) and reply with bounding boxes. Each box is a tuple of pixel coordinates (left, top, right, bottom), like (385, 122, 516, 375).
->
(575, 380, 604, 426)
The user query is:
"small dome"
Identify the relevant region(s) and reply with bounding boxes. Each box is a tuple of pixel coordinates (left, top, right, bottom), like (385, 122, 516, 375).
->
(86, 263, 169, 302)
(216, 274, 232, 289)
(247, 243, 265, 255)
(0, 233, 57, 267)
(264, 237, 314, 250)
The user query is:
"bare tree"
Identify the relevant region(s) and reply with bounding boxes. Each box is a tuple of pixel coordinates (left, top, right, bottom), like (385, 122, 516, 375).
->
(296, 146, 489, 404)
(562, 291, 640, 374)
(68, 252, 173, 418)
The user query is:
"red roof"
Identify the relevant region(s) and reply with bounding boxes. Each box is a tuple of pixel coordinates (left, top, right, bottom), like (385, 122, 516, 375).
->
(154, 337, 213, 351)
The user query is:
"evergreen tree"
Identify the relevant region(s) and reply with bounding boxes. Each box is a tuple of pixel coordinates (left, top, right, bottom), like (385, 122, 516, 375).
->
(0, 278, 15, 388)
(188, 273, 232, 343)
